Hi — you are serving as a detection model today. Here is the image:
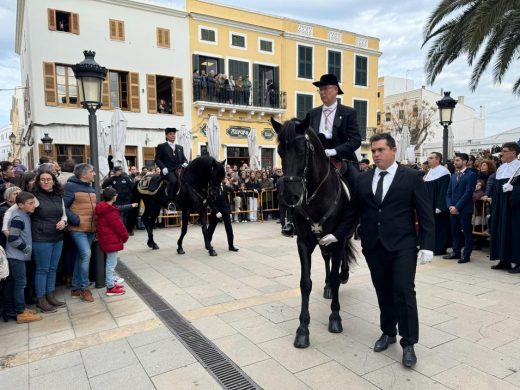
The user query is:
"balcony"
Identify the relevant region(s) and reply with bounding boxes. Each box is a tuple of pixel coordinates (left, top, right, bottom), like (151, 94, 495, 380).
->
(192, 82, 287, 119)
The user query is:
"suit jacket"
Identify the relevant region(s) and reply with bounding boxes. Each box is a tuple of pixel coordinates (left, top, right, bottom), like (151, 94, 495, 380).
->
(446, 169, 477, 214)
(155, 142, 188, 172)
(306, 104, 361, 162)
(355, 165, 435, 252)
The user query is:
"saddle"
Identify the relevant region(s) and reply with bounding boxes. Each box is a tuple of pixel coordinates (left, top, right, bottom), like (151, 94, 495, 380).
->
(137, 174, 164, 195)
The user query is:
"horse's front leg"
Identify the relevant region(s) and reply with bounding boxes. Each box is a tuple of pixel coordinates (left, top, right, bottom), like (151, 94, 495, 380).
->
(328, 244, 344, 333)
(143, 202, 160, 250)
(321, 248, 332, 299)
(200, 209, 217, 256)
(294, 237, 314, 348)
(177, 209, 189, 254)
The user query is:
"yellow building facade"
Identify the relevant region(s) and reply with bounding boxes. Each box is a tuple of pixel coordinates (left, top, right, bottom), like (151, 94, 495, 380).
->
(187, 0, 381, 166)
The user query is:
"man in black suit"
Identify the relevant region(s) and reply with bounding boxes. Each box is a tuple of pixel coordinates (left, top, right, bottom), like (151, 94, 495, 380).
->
(443, 153, 477, 263)
(354, 132, 435, 368)
(281, 73, 361, 236)
(155, 127, 188, 205)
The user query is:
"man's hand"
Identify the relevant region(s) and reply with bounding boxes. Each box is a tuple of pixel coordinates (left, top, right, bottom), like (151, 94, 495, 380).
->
(182, 162, 189, 168)
(503, 183, 513, 192)
(319, 234, 338, 246)
(449, 206, 459, 215)
(131, 203, 139, 208)
(324, 149, 337, 158)
(22, 246, 32, 255)
(417, 249, 433, 265)
(162, 168, 169, 175)
(435, 208, 441, 214)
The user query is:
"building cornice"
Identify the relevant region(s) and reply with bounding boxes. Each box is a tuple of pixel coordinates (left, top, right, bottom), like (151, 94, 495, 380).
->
(15, 0, 25, 55)
(284, 32, 382, 57)
(94, 0, 188, 18)
(190, 13, 283, 36)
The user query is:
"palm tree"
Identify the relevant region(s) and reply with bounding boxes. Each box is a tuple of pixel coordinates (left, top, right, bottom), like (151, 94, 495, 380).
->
(422, 0, 520, 94)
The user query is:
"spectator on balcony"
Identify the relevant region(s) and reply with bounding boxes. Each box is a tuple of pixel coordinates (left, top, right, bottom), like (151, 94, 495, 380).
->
(235, 76, 244, 105)
(193, 69, 201, 101)
(157, 99, 171, 114)
(243, 75, 251, 105)
(207, 70, 217, 102)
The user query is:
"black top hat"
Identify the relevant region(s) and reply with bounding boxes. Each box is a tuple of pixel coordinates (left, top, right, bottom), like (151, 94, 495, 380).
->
(164, 127, 178, 134)
(113, 166, 123, 171)
(312, 74, 343, 95)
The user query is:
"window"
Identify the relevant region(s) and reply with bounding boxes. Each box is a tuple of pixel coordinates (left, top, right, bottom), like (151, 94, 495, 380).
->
(328, 50, 342, 82)
(298, 45, 313, 79)
(354, 100, 368, 140)
(398, 109, 405, 120)
(259, 39, 273, 53)
(261, 148, 274, 169)
(200, 27, 216, 43)
(231, 33, 246, 49)
(47, 9, 79, 34)
(377, 111, 381, 126)
(56, 65, 78, 106)
(228, 60, 248, 79)
(412, 104, 419, 117)
(56, 145, 85, 164)
(146, 74, 183, 115)
(109, 19, 125, 41)
(385, 112, 391, 122)
(296, 93, 313, 120)
(355, 55, 368, 86)
(100, 71, 140, 112)
(157, 28, 170, 49)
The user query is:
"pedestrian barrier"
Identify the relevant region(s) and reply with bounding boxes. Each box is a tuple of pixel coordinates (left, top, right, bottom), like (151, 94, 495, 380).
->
(472, 199, 490, 237)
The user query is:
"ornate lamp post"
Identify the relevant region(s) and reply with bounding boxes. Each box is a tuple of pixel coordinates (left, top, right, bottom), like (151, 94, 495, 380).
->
(436, 91, 457, 162)
(72, 50, 107, 201)
(40, 133, 53, 156)
(72, 51, 107, 288)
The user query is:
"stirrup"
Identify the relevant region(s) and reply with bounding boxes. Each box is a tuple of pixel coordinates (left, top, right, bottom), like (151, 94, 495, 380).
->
(167, 202, 177, 212)
(281, 221, 295, 237)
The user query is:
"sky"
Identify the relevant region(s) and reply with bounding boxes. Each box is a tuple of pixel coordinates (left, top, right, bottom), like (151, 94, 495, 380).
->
(1, 0, 518, 136)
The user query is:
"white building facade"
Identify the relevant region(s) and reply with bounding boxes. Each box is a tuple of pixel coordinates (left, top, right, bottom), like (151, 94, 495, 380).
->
(15, 0, 191, 169)
(0, 125, 13, 161)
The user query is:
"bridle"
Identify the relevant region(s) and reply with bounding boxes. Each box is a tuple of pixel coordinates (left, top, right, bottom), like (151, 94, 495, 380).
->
(280, 134, 342, 238)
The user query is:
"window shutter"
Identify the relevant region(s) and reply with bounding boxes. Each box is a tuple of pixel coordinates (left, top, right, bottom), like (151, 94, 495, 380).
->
(129, 72, 140, 112)
(172, 77, 184, 116)
(71, 13, 80, 35)
(48, 9, 56, 31)
(101, 74, 110, 109)
(109, 20, 117, 40)
(164, 29, 170, 48)
(43, 62, 57, 106)
(146, 74, 157, 113)
(117, 21, 125, 41)
(156, 28, 163, 47)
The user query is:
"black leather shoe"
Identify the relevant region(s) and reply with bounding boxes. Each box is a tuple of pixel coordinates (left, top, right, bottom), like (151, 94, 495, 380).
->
(491, 262, 512, 270)
(402, 345, 417, 367)
(508, 265, 520, 274)
(373, 334, 396, 352)
(229, 246, 239, 252)
(443, 253, 461, 260)
(458, 258, 470, 263)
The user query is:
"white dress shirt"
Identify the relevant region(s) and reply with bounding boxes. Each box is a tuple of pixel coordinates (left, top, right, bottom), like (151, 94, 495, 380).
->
(372, 161, 398, 201)
(167, 141, 176, 152)
(319, 101, 338, 139)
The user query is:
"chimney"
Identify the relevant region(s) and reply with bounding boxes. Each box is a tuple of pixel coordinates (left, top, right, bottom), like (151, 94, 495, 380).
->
(458, 96, 464, 105)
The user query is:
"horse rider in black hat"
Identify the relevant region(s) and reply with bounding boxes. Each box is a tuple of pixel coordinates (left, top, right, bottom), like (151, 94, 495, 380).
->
(155, 127, 188, 208)
(281, 73, 361, 237)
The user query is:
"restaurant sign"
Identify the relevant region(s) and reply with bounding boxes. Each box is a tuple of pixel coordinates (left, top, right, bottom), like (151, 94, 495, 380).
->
(262, 128, 275, 140)
(226, 126, 251, 138)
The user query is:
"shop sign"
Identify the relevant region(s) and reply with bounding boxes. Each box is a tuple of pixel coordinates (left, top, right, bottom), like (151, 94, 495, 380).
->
(262, 128, 275, 140)
(226, 126, 251, 138)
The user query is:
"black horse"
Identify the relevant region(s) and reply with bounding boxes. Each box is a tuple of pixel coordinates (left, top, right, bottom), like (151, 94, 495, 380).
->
(138, 156, 226, 256)
(272, 117, 357, 348)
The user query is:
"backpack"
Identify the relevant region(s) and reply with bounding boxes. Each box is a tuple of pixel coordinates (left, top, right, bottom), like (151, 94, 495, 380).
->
(0, 246, 8, 280)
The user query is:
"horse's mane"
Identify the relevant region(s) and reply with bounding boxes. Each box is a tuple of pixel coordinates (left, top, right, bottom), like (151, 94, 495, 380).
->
(277, 118, 304, 155)
(183, 155, 224, 189)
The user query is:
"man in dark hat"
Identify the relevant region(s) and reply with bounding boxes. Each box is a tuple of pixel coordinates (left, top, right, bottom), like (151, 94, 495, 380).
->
(281, 74, 361, 236)
(155, 128, 188, 207)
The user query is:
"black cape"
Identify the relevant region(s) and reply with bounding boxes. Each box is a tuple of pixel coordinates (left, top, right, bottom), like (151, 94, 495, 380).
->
(425, 174, 451, 253)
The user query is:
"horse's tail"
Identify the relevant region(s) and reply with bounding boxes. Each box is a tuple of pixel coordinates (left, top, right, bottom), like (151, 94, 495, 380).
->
(344, 236, 357, 265)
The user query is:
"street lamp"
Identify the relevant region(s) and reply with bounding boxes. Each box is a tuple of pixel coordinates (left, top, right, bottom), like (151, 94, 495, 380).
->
(72, 50, 107, 289)
(72, 50, 107, 200)
(40, 133, 53, 156)
(436, 91, 457, 162)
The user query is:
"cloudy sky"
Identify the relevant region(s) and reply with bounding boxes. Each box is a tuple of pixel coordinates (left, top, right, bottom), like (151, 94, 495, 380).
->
(1, 0, 518, 135)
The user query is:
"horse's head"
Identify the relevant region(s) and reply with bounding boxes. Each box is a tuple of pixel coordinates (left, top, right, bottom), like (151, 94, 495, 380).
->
(272, 116, 311, 207)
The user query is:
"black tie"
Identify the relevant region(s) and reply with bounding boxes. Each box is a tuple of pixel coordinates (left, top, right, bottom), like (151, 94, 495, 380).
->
(375, 171, 388, 204)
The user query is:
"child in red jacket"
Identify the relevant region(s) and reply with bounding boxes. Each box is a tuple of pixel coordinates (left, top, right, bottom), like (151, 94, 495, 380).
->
(95, 187, 134, 296)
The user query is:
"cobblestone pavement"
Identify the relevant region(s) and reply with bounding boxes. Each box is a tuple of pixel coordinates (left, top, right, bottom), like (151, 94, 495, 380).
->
(1, 220, 520, 389)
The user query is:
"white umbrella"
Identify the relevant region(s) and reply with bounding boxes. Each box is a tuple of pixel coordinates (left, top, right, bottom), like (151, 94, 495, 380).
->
(447, 126, 454, 160)
(206, 115, 220, 159)
(97, 120, 111, 180)
(248, 128, 260, 170)
(177, 125, 192, 161)
(111, 108, 127, 169)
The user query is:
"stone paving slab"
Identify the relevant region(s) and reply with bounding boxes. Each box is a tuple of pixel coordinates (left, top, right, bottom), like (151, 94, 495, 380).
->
(2, 221, 520, 389)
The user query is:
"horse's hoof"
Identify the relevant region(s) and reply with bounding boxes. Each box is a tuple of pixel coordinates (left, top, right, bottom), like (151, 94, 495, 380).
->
(209, 249, 218, 256)
(323, 286, 332, 299)
(152, 243, 159, 250)
(147, 241, 158, 249)
(177, 248, 185, 255)
(341, 273, 350, 284)
(294, 333, 310, 348)
(328, 319, 343, 333)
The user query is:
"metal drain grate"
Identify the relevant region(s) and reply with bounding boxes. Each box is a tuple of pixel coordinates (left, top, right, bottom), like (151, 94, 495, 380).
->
(116, 262, 260, 390)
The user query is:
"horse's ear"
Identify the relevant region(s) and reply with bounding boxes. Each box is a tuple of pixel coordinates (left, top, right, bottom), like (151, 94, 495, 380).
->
(220, 159, 226, 166)
(270, 117, 282, 134)
(305, 128, 326, 158)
